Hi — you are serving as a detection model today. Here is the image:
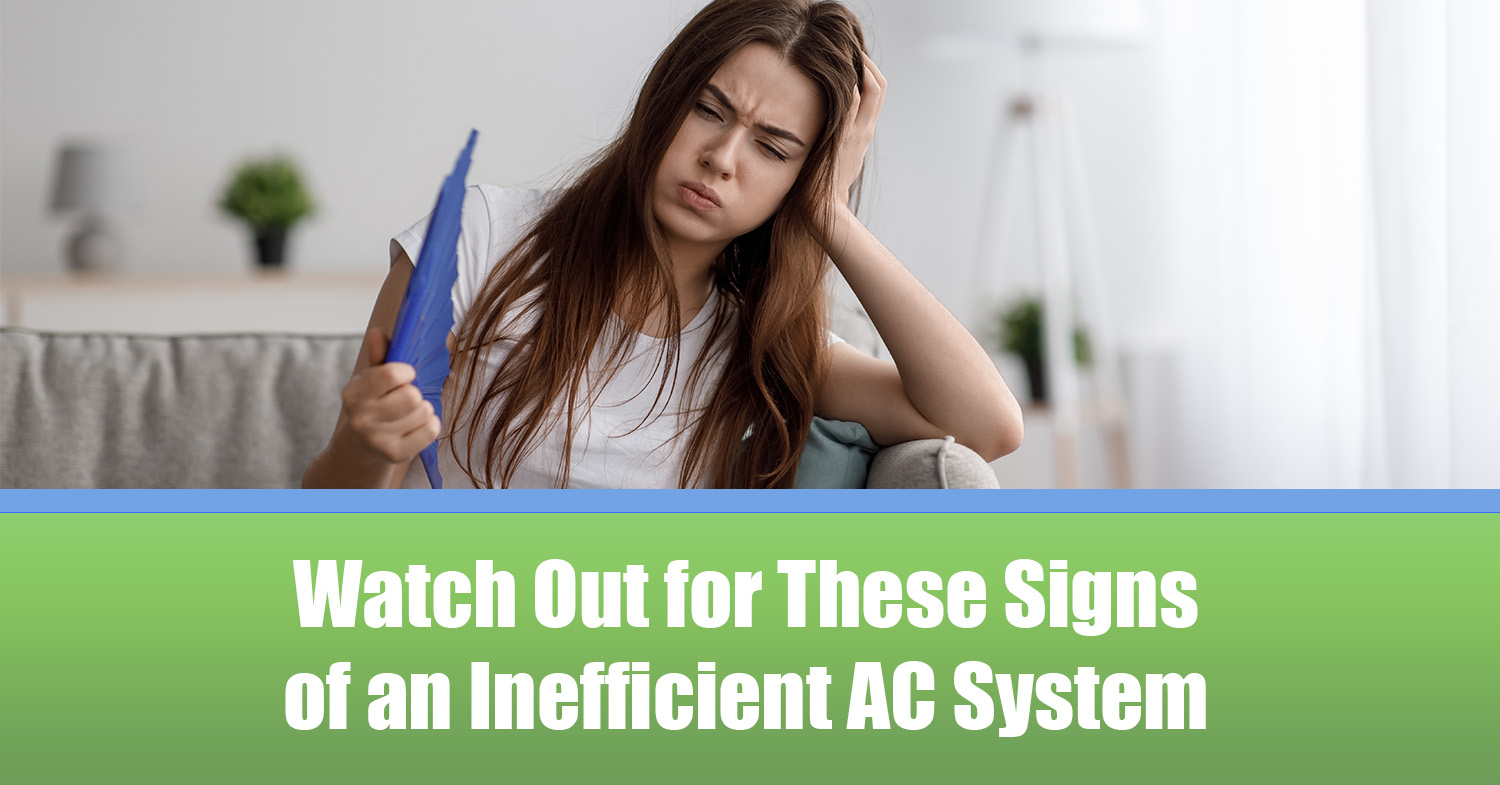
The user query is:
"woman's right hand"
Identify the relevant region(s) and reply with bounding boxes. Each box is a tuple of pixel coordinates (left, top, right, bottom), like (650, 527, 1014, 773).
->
(304, 251, 427, 488)
(339, 326, 442, 465)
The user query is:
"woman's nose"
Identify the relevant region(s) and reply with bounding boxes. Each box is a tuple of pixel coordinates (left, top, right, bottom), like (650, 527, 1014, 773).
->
(701, 131, 743, 179)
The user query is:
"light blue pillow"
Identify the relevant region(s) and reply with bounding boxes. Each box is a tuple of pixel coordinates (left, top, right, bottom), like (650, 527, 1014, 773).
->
(795, 417, 879, 489)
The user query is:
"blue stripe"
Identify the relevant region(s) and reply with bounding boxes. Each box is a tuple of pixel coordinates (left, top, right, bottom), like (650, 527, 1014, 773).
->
(1, 490, 1497, 514)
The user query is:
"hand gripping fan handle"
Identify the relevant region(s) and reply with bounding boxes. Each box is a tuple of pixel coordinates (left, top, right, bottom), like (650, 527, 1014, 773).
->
(386, 129, 479, 488)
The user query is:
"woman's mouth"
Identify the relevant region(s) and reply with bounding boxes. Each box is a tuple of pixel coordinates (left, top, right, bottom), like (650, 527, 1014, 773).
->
(679, 184, 720, 211)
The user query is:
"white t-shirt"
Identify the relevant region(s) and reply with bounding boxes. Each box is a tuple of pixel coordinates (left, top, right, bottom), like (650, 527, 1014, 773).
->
(391, 184, 733, 488)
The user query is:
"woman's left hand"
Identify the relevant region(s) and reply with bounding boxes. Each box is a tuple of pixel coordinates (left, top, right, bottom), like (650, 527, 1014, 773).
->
(829, 49, 886, 216)
(810, 49, 1023, 461)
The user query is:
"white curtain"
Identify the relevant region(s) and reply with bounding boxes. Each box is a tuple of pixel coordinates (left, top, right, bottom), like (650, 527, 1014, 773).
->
(1148, 0, 1498, 487)
(1365, 0, 1500, 487)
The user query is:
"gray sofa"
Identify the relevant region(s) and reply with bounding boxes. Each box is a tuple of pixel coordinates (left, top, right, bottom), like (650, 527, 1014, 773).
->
(0, 327, 998, 489)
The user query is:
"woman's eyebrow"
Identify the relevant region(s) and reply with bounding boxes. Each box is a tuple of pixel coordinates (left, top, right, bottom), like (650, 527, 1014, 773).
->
(704, 84, 806, 148)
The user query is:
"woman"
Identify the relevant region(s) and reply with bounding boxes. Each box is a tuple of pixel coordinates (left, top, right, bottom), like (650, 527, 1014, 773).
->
(304, 0, 1022, 489)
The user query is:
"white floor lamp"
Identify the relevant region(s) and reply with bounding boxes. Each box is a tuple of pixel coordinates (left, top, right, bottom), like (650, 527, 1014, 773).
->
(928, 0, 1145, 488)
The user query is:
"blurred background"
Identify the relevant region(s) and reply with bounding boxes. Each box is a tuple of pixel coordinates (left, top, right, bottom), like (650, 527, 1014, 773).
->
(2, 0, 1496, 488)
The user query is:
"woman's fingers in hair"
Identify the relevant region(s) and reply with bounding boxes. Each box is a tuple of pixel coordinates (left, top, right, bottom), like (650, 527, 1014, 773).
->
(844, 50, 883, 156)
(862, 49, 887, 92)
(856, 50, 885, 124)
(825, 49, 885, 205)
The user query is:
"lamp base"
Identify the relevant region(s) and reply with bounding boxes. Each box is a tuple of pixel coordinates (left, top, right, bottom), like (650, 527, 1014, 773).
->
(66, 215, 122, 273)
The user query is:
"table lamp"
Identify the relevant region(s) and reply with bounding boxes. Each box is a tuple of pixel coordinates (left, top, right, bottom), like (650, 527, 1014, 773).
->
(50, 142, 130, 273)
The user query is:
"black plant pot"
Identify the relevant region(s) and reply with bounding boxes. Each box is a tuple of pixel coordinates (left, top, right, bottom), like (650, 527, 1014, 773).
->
(1023, 353, 1048, 405)
(254, 227, 288, 268)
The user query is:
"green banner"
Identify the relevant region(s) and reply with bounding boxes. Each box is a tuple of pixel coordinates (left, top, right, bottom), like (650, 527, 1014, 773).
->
(2, 513, 1494, 782)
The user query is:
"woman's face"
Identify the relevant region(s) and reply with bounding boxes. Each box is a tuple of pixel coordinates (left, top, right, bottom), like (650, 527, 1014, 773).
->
(653, 42, 827, 257)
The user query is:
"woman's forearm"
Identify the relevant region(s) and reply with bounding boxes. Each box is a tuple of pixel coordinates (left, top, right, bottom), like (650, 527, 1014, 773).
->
(825, 207, 1023, 457)
(301, 417, 406, 489)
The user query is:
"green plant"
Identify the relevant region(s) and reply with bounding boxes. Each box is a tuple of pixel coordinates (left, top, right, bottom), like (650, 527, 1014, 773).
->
(996, 296, 1092, 367)
(218, 156, 314, 232)
(998, 298, 1043, 359)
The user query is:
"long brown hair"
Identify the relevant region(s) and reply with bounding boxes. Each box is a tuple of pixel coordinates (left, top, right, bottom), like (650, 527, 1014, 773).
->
(448, 0, 868, 488)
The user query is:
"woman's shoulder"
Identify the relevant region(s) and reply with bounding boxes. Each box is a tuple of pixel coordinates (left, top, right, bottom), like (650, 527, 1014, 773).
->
(470, 184, 562, 233)
(391, 184, 554, 267)
(467, 185, 566, 281)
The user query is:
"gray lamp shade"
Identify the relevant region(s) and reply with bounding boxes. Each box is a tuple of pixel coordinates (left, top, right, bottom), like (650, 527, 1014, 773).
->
(50, 143, 129, 214)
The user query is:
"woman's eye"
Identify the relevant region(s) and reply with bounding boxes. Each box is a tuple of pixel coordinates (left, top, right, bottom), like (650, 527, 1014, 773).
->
(695, 102, 787, 161)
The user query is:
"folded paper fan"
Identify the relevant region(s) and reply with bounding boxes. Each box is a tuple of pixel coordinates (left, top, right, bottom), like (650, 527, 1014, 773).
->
(386, 129, 478, 488)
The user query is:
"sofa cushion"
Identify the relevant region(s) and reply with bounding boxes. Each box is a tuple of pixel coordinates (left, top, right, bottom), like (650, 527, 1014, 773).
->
(0, 328, 360, 488)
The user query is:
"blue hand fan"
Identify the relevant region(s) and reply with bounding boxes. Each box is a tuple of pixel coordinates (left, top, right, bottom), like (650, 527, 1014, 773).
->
(386, 129, 478, 488)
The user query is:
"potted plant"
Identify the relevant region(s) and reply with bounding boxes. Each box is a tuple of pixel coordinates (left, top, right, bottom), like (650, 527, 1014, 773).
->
(218, 156, 314, 268)
(997, 296, 1091, 404)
